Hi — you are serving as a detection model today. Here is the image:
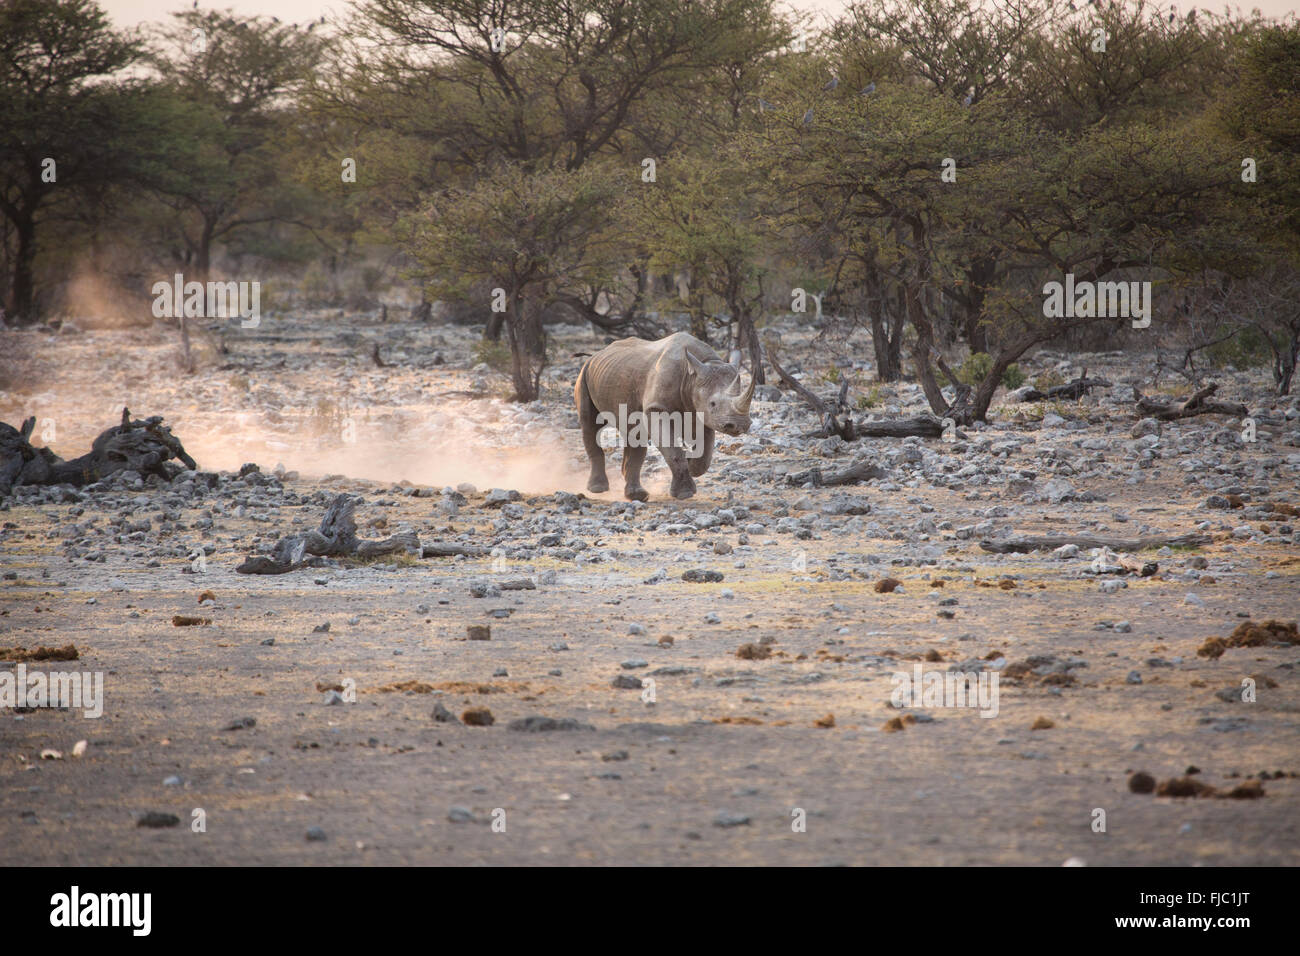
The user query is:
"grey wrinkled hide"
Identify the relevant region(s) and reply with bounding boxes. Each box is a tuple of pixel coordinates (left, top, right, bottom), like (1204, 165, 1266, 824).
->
(575, 332, 755, 500)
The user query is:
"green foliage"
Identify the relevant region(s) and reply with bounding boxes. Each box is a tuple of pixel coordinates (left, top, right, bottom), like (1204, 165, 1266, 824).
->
(472, 338, 513, 373)
(1206, 327, 1273, 371)
(1001, 363, 1025, 390)
(1033, 370, 1066, 390)
(953, 352, 994, 386)
(856, 385, 884, 409)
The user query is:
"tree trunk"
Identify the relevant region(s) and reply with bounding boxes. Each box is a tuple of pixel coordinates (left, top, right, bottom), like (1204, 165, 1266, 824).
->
(9, 212, 37, 323)
(961, 255, 996, 355)
(196, 218, 215, 286)
(736, 309, 765, 385)
(907, 286, 949, 417)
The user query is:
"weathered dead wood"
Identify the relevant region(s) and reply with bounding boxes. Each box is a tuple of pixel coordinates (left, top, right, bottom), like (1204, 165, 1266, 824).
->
(852, 415, 946, 438)
(1020, 369, 1113, 402)
(979, 532, 1211, 554)
(236, 494, 421, 574)
(784, 457, 887, 487)
(421, 542, 489, 558)
(1132, 383, 1247, 421)
(771, 351, 948, 441)
(769, 351, 834, 417)
(1, 408, 196, 496)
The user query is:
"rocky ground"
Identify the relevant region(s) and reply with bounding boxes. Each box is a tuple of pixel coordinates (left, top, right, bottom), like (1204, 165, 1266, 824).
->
(1, 311, 1298, 865)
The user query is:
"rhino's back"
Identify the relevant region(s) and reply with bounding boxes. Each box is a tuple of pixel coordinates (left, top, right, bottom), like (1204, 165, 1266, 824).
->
(584, 333, 720, 411)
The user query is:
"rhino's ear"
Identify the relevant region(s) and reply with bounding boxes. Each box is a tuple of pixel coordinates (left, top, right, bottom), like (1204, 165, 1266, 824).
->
(685, 351, 705, 379)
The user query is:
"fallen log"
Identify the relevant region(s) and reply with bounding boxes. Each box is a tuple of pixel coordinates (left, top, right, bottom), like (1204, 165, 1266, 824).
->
(236, 493, 421, 574)
(852, 415, 946, 439)
(1019, 369, 1112, 402)
(1132, 383, 1247, 421)
(770, 353, 949, 441)
(979, 532, 1211, 554)
(1, 408, 196, 496)
(784, 457, 887, 487)
(421, 542, 489, 558)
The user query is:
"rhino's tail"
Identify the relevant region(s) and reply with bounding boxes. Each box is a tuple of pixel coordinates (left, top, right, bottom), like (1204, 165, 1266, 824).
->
(575, 359, 597, 424)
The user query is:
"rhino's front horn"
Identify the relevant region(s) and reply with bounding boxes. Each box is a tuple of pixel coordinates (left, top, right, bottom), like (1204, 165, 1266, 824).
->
(738, 369, 756, 411)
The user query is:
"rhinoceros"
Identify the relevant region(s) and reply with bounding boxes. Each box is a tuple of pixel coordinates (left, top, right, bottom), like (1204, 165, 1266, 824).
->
(574, 332, 755, 500)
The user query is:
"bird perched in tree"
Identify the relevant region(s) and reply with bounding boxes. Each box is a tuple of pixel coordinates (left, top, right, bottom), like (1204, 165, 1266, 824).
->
(823, 76, 839, 91)
(963, 92, 973, 106)
(757, 97, 775, 112)
(802, 107, 814, 126)
(859, 82, 875, 95)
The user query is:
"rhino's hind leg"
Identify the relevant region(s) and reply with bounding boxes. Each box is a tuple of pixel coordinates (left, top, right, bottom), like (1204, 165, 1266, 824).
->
(575, 365, 609, 493)
(687, 426, 715, 478)
(621, 445, 649, 501)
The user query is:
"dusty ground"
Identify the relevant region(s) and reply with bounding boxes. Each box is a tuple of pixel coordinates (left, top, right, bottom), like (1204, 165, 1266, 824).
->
(1, 312, 1298, 865)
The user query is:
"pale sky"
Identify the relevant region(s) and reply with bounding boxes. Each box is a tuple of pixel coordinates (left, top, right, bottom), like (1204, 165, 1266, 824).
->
(101, 0, 1300, 33)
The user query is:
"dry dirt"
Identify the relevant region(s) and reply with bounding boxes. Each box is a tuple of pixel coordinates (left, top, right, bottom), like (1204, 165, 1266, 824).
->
(1, 313, 1298, 865)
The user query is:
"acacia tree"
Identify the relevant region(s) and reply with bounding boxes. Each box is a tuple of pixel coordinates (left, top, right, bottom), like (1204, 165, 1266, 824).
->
(751, 0, 1254, 422)
(1215, 20, 1300, 394)
(0, 0, 142, 322)
(144, 9, 327, 283)
(404, 161, 627, 401)
(630, 150, 772, 371)
(326, 0, 792, 355)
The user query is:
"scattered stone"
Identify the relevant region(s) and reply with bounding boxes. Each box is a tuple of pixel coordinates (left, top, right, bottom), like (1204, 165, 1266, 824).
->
(713, 811, 750, 828)
(1198, 619, 1299, 658)
(431, 702, 460, 724)
(0, 643, 79, 662)
(1031, 716, 1055, 730)
(305, 826, 328, 841)
(507, 716, 595, 732)
(1156, 776, 1216, 798)
(137, 812, 180, 828)
(1128, 771, 1156, 794)
(682, 569, 724, 583)
(1222, 780, 1266, 799)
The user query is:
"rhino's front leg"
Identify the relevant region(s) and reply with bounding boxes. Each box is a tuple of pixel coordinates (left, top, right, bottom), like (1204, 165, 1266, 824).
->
(687, 425, 715, 478)
(621, 444, 649, 501)
(660, 444, 697, 499)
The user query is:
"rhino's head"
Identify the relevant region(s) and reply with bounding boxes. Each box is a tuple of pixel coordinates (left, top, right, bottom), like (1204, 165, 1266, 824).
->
(685, 352, 755, 437)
